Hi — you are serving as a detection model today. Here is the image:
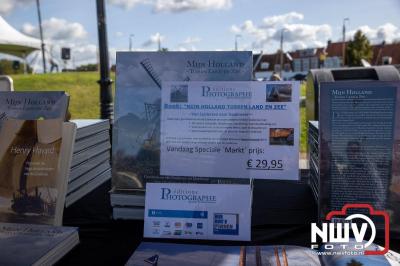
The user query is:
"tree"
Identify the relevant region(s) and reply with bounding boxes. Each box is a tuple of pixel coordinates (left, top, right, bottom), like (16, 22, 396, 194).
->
(0, 59, 31, 75)
(346, 30, 373, 66)
(76, 63, 98, 72)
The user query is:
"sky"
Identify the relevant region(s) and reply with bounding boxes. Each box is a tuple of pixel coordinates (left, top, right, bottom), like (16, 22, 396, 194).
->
(1, 0, 400, 68)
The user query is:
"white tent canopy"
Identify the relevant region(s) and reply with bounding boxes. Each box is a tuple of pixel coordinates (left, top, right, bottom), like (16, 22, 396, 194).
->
(0, 15, 41, 58)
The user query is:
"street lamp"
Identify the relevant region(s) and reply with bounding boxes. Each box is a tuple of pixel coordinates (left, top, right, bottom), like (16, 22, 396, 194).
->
(157, 35, 161, 51)
(279, 28, 288, 78)
(129, 34, 134, 51)
(342, 18, 350, 66)
(96, 0, 113, 121)
(235, 34, 242, 51)
(35, 0, 46, 73)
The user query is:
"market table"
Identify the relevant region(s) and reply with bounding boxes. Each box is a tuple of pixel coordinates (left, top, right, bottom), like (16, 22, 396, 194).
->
(57, 180, 399, 266)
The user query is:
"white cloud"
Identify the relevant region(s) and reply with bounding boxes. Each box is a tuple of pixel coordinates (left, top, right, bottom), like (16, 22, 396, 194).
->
(176, 36, 201, 51)
(115, 31, 124, 37)
(19, 17, 101, 71)
(107, 0, 148, 10)
(231, 12, 332, 52)
(107, 0, 231, 12)
(22, 17, 87, 41)
(347, 23, 400, 44)
(0, 0, 35, 16)
(230, 25, 241, 34)
(261, 12, 303, 28)
(142, 32, 165, 48)
(26, 42, 100, 73)
(71, 44, 98, 63)
(181, 36, 201, 45)
(273, 23, 332, 43)
(290, 42, 307, 50)
(231, 20, 269, 41)
(153, 0, 231, 13)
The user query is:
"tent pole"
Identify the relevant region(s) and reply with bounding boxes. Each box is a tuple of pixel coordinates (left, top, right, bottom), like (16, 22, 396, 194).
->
(36, 0, 47, 73)
(23, 53, 27, 74)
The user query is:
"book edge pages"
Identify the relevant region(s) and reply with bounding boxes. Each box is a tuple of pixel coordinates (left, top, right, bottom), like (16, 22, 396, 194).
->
(33, 230, 79, 266)
(55, 122, 77, 225)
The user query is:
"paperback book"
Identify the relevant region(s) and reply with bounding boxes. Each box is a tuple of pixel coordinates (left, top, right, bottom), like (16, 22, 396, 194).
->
(113, 51, 253, 190)
(0, 91, 69, 129)
(0, 119, 76, 225)
(65, 119, 111, 207)
(319, 81, 400, 231)
(0, 91, 78, 265)
(0, 222, 79, 266)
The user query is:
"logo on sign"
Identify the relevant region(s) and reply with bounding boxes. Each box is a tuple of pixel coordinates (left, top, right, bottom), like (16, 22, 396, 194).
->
(160, 188, 216, 203)
(311, 204, 389, 255)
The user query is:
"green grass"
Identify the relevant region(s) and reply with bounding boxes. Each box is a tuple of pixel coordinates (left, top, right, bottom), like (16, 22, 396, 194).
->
(300, 106, 306, 153)
(10, 73, 308, 152)
(11, 72, 115, 119)
(300, 82, 306, 153)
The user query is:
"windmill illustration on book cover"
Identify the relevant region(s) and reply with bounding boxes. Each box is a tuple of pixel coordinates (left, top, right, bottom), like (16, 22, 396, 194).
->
(113, 52, 253, 190)
(140, 58, 191, 149)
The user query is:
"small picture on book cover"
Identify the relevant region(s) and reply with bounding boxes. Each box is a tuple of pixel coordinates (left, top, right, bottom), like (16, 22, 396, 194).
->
(170, 85, 188, 103)
(0, 119, 64, 225)
(269, 128, 294, 146)
(266, 83, 292, 102)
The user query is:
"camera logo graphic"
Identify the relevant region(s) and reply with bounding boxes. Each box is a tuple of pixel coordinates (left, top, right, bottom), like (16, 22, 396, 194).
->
(311, 203, 390, 255)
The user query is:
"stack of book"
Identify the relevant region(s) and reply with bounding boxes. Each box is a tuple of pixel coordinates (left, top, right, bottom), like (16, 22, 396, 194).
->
(110, 190, 145, 220)
(308, 120, 319, 203)
(0, 92, 79, 265)
(0, 223, 79, 266)
(66, 119, 111, 207)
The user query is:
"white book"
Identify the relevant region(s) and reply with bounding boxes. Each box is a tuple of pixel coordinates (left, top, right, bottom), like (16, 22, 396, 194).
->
(65, 169, 111, 207)
(110, 190, 145, 207)
(67, 162, 110, 194)
(73, 130, 110, 154)
(112, 206, 144, 220)
(71, 119, 110, 140)
(69, 151, 110, 182)
(71, 141, 110, 168)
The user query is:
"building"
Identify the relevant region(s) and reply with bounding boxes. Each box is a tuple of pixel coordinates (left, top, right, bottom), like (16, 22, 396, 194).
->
(253, 40, 400, 80)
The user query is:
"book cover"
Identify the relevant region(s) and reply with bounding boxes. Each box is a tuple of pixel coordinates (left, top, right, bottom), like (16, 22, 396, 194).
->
(319, 81, 400, 232)
(0, 222, 78, 266)
(125, 242, 242, 266)
(113, 51, 253, 190)
(0, 119, 76, 225)
(0, 91, 69, 129)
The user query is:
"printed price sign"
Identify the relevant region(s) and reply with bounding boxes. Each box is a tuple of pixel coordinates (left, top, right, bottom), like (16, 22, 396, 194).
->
(160, 81, 300, 180)
(144, 183, 251, 241)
